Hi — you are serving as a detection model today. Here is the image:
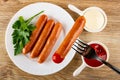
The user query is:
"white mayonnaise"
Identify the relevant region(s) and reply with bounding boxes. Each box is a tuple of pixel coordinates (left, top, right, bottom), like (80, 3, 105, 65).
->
(84, 8, 106, 32)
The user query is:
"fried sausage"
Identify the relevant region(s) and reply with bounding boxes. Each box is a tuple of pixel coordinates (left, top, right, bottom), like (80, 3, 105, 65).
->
(38, 22, 62, 63)
(30, 19, 55, 58)
(52, 16, 86, 63)
(22, 14, 48, 54)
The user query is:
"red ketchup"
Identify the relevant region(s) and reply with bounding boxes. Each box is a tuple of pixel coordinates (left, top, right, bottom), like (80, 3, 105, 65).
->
(52, 53, 64, 63)
(84, 43, 107, 67)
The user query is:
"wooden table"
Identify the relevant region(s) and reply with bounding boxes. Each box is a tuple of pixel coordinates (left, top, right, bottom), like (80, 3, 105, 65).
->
(0, 0, 120, 79)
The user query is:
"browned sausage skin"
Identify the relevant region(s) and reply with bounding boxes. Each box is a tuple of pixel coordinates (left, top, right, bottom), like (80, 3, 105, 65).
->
(22, 14, 48, 54)
(52, 16, 86, 63)
(30, 19, 55, 58)
(38, 22, 62, 63)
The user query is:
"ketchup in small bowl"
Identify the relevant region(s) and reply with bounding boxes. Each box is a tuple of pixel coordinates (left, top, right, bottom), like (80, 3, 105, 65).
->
(84, 43, 107, 67)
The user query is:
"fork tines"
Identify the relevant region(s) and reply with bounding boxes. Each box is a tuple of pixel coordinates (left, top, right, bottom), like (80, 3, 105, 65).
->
(72, 39, 88, 55)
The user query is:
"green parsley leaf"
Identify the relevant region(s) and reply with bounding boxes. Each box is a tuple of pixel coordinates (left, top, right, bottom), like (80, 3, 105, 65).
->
(12, 20, 21, 29)
(12, 10, 44, 55)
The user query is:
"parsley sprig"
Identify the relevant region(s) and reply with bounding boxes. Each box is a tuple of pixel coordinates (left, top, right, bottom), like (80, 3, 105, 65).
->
(12, 11, 44, 55)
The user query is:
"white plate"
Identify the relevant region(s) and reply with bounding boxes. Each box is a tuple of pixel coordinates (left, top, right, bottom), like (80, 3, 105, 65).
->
(5, 2, 75, 75)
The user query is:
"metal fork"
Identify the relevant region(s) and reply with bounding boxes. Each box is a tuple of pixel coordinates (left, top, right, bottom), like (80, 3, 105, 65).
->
(72, 39, 120, 74)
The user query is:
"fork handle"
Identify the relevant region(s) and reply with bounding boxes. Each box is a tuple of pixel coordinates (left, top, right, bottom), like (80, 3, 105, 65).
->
(98, 58, 120, 74)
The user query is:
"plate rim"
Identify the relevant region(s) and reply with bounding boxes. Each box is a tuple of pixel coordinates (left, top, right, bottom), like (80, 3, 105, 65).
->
(5, 2, 75, 75)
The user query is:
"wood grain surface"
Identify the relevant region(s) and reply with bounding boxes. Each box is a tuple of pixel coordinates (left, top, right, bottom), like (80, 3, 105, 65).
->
(0, 0, 120, 80)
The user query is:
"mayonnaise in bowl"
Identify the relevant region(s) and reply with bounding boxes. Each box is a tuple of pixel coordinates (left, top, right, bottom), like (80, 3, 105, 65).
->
(68, 4, 107, 32)
(83, 7, 107, 32)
